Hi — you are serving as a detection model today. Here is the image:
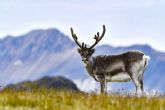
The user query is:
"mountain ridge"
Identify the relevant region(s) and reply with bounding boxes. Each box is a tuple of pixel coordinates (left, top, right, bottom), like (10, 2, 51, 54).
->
(0, 28, 164, 92)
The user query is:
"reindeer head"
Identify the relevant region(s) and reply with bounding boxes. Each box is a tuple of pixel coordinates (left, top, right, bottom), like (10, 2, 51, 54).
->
(70, 25, 106, 63)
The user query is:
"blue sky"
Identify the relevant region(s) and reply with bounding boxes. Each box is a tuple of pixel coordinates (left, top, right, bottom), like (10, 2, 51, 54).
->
(0, 0, 165, 51)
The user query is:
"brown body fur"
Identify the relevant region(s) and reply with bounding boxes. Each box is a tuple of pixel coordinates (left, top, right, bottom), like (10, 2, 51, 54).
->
(86, 51, 144, 78)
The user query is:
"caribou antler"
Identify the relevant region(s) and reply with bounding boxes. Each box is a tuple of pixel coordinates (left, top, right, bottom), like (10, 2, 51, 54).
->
(71, 25, 105, 50)
(88, 25, 106, 49)
(71, 28, 83, 49)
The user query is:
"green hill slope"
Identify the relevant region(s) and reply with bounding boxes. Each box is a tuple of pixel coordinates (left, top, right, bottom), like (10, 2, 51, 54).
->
(6, 76, 78, 91)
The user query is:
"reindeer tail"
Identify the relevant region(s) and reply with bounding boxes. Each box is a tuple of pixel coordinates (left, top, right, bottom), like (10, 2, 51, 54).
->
(143, 55, 150, 68)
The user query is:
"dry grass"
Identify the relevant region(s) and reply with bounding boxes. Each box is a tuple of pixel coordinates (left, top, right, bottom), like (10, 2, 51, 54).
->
(0, 89, 164, 110)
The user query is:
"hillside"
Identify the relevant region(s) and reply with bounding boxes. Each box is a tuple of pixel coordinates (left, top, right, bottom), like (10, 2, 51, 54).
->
(0, 28, 165, 92)
(6, 76, 78, 91)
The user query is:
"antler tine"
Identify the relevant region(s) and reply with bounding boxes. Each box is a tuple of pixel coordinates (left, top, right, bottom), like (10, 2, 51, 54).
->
(89, 25, 106, 49)
(70, 27, 83, 49)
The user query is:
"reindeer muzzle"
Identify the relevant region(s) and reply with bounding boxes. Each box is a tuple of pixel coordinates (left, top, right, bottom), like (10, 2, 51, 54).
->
(82, 58, 88, 62)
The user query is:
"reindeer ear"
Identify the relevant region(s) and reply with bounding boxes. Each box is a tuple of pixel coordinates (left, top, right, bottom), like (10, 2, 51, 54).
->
(90, 49, 95, 55)
(77, 48, 81, 53)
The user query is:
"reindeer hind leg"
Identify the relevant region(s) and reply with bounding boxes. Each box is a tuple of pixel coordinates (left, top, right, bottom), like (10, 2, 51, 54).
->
(133, 74, 144, 95)
(139, 70, 145, 93)
(129, 71, 142, 95)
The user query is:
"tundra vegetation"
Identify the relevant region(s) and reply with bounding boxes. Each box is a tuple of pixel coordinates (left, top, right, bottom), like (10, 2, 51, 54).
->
(0, 89, 164, 110)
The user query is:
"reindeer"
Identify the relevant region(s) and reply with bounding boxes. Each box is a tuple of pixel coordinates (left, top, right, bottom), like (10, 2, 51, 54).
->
(70, 25, 150, 94)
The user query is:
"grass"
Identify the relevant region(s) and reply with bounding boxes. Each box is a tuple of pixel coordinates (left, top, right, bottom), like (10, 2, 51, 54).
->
(0, 89, 164, 110)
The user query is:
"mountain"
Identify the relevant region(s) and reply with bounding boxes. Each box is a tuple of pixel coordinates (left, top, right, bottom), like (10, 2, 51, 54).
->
(0, 28, 165, 92)
(6, 76, 78, 91)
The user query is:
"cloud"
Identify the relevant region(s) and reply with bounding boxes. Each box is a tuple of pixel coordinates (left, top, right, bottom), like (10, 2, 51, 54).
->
(0, 0, 165, 51)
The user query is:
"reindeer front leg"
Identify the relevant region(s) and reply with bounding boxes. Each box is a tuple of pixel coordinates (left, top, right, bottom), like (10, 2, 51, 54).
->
(98, 74, 107, 93)
(100, 81, 107, 93)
